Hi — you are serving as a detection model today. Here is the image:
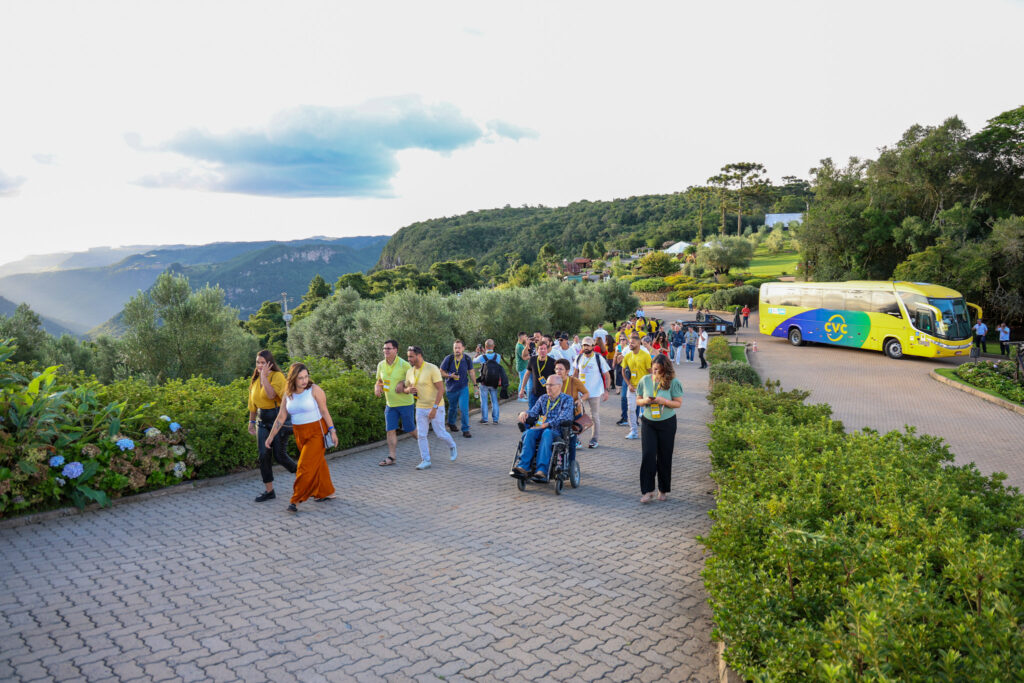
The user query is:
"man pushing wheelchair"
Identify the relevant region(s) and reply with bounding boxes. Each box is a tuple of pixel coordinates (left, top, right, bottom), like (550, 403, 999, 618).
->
(513, 375, 575, 482)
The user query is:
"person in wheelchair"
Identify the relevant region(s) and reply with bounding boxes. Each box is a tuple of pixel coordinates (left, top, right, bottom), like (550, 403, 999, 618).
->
(513, 375, 575, 482)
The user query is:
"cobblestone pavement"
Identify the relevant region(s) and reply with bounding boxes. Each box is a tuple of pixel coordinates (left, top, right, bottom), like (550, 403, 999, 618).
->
(737, 311, 1024, 490)
(0, 358, 717, 681)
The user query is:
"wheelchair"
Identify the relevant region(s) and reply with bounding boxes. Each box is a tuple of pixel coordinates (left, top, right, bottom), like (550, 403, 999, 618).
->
(509, 422, 581, 495)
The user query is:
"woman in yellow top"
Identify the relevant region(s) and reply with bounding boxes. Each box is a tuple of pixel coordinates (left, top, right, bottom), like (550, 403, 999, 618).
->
(635, 355, 683, 504)
(248, 350, 297, 502)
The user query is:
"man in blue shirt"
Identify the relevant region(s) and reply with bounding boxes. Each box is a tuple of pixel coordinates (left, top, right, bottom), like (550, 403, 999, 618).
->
(973, 319, 989, 354)
(513, 375, 575, 482)
(997, 322, 1011, 357)
(472, 338, 506, 424)
(440, 340, 476, 437)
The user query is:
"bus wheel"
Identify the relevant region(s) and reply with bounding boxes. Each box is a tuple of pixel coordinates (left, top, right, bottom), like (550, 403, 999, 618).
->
(884, 338, 903, 359)
(788, 327, 803, 346)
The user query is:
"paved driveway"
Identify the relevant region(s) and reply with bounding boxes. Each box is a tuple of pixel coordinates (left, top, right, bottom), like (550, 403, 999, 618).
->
(1, 361, 717, 681)
(733, 312, 1024, 490)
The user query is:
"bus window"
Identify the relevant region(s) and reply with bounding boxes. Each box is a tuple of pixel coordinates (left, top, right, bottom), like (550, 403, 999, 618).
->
(822, 290, 844, 311)
(846, 290, 871, 312)
(802, 288, 823, 309)
(779, 287, 800, 306)
(915, 310, 935, 333)
(872, 291, 902, 317)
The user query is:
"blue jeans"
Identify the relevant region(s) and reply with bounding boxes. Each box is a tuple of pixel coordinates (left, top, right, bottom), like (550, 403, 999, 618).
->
(446, 386, 470, 431)
(479, 386, 499, 423)
(518, 370, 528, 400)
(620, 382, 629, 422)
(685, 343, 695, 361)
(671, 344, 682, 363)
(518, 427, 555, 473)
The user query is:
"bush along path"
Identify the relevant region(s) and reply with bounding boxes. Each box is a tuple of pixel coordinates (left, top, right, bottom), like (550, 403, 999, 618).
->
(701, 378, 1024, 680)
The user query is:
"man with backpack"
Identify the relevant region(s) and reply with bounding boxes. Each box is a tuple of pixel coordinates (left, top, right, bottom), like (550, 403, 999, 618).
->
(572, 336, 611, 448)
(473, 338, 507, 425)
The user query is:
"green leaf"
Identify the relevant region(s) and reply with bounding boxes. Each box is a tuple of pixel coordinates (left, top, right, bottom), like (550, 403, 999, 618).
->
(78, 460, 100, 483)
(78, 486, 110, 507)
(107, 418, 121, 438)
(18, 460, 37, 474)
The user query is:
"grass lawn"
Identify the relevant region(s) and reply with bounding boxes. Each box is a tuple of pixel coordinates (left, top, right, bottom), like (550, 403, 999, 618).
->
(742, 247, 800, 277)
(728, 344, 747, 362)
(934, 367, 1024, 407)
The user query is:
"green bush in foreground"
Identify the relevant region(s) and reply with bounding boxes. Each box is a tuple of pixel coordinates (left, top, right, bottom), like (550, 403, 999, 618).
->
(708, 361, 760, 387)
(705, 336, 732, 364)
(954, 360, 1024, 404)
(702, 381, 1024, 679)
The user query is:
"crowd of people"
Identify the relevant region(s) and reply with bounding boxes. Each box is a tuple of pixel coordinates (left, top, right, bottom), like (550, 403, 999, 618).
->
(247, 306, 723, 510)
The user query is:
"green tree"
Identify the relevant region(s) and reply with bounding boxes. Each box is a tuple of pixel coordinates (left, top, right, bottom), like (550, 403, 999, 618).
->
(287, 287, 364, 361)
(636, 251, 678, 277)
(707, 173, 732, 236)
(765, 226, 786, 254)
(721, 162, 768, 236)
(244, 301, 288, 362)
(291, 274, 332, 320)
(335, 272, 371, 298)
(0, 303, 49, 363)
(120, 272, 258, 383)
(696, 237, 755, 275)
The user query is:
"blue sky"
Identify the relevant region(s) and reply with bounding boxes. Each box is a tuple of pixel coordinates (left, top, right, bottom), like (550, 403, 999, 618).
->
(0, 0, 1022, 264)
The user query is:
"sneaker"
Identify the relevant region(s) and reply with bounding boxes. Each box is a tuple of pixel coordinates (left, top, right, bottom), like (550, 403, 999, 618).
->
(532, 471, 548, 483)
(493, 421, 500, 425)
(588, 439, 598, 449)
(450, 446, 458, 461)
(255, 490, 276, 502)
(463, 431, 472, 438)
(512, 465, 529, 476)
(479, 419, 489, 424)
(447, 424, 457, 432)
(625, 432, 639, 440)
(615, 419, 628, 427)
(416, 460, 431, 470)
(286, 503, 297, 512)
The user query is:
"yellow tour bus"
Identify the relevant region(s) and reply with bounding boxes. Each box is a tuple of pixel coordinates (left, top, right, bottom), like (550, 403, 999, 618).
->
(759, 280, 981, 359)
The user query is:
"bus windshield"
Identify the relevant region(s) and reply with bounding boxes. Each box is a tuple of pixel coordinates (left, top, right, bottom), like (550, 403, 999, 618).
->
(900, 292, 971, 340)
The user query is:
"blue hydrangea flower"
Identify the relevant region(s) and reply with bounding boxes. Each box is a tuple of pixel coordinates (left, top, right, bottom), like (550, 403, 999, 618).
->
(62, 462, 84, 479)
(49, 455, 65, 468)
(171, 445, 186, 456)
(144, 427, 161, 438)
(173, 462, 187, 478)
(169, 422, 181, 433)
(159, 415, 171, 422)
(56, 478, 66, 486)
(116, 438, 135, 451)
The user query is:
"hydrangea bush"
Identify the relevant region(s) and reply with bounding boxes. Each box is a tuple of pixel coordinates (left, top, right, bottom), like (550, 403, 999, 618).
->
(0, 340, 200, 517)
(954, 360, 1024, 404)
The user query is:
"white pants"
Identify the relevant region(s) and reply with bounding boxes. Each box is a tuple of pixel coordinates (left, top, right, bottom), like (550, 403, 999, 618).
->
(585, 396, 602, 442)
(415, 405, 457, 463)
(627, 388, 638, 434)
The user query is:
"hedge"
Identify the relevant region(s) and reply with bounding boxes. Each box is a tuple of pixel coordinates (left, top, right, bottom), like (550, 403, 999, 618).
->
(705, 336, 732, 364)
(703, 380, 1024, 679)
(954, 360, 1024, 404)
(708, 361, 760, 387)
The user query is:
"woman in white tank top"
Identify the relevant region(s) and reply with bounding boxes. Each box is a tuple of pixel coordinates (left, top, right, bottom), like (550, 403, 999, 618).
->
(264, 363, 337, 512)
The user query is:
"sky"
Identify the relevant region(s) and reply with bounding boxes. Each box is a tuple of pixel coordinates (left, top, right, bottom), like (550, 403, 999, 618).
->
(1, 0, 1022, 266)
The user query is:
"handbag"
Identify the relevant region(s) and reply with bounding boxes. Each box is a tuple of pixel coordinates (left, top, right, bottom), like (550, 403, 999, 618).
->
(572, 411, 594, 434)
(319, 420, 333, 450)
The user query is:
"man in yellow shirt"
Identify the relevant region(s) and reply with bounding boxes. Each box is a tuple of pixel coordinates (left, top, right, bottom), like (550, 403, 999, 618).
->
(404, 345, 458, 470)
(621, 333, 652, 440)
(374, 339, 416, 467)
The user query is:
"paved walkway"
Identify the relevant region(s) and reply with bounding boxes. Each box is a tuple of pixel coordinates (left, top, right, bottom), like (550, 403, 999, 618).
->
(0, 358, 718, 681)
(732, 312, 1024, 490)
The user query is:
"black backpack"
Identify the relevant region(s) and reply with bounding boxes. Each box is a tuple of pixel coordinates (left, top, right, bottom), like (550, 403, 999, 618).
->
(479, 353, 503, 388)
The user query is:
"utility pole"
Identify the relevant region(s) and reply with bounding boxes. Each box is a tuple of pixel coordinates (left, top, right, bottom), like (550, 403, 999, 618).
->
(281, 292, 292, 335)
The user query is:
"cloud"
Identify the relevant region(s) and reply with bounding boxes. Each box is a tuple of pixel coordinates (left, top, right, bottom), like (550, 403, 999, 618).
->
(132, 97, 531, 198)
(487, 120, 539, 141)
(32, 153, 56, 165)
(0, 170, 26, 197)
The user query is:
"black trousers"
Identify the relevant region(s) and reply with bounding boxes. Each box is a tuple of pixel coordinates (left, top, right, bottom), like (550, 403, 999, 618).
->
(698, 348, 707, 368)
(258, 407, 297, 483)
(640, 415, 676, 494)
(1000, 341, 1010, 356)
(974, 334, 987, 353)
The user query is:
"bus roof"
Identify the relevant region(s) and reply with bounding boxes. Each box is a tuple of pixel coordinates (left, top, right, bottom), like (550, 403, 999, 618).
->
(765, 280, 964, 298)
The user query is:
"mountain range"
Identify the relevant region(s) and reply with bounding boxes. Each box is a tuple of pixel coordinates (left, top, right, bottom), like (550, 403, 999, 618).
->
(0, 236, 389, 336)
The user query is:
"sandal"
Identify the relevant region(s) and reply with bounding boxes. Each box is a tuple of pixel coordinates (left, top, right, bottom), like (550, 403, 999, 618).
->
(657, 493, 667, 502)
(640, 493, 654, 504)
(379, 456, 396, 467)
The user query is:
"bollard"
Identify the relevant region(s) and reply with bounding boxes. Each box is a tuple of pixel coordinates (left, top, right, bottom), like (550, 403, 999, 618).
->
(752, 340, 758, 352)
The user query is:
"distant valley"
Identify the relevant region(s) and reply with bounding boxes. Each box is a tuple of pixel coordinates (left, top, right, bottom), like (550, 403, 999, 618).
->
(0, 235, 389, 335)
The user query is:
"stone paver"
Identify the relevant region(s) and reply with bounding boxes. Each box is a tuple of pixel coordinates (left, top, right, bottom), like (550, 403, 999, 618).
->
(0, 353, 717, 680)
(736, 311, 1024, 489)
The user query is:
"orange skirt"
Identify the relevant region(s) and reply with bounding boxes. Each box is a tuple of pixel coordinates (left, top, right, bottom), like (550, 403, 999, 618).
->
(290, 419, 335, 504)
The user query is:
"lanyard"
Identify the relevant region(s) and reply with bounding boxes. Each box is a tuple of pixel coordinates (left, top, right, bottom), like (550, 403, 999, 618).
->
(536, 357, 547, 375)
(453, 355, 462, 374)
(545, 397, 556, 415)
(412, 367, 422, 388)
(580, 354, 593, 371)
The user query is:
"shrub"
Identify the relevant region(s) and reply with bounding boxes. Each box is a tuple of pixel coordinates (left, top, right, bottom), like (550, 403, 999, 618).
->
(954, 360, 1024, 403)
(630, 277, 669, 292)
(705, 285, 760, 311)
(709, 361, 760, 387)
(703, 382, 1024, 680)
(705, 336, 732, 364)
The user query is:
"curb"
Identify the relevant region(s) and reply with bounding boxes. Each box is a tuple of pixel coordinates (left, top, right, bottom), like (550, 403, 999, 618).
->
(0, 395, 519, 531)
(717, 642, 744, 682)
(930, 370, 1024, 418)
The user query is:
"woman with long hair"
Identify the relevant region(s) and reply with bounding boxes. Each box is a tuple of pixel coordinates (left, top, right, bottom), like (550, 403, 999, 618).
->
(247, 350, 296, 502)
(635, 355, 683, 504)
(264, 363, 337, 512)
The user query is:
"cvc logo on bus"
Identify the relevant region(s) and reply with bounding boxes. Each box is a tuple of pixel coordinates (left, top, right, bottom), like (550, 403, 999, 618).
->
(824, 314, 848, 342)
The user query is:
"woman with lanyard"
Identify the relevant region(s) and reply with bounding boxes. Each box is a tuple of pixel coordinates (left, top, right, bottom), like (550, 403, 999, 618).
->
(264, 362, 337, 512)
(635, 355, 683, 504)
(247, 350, 296, 502)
